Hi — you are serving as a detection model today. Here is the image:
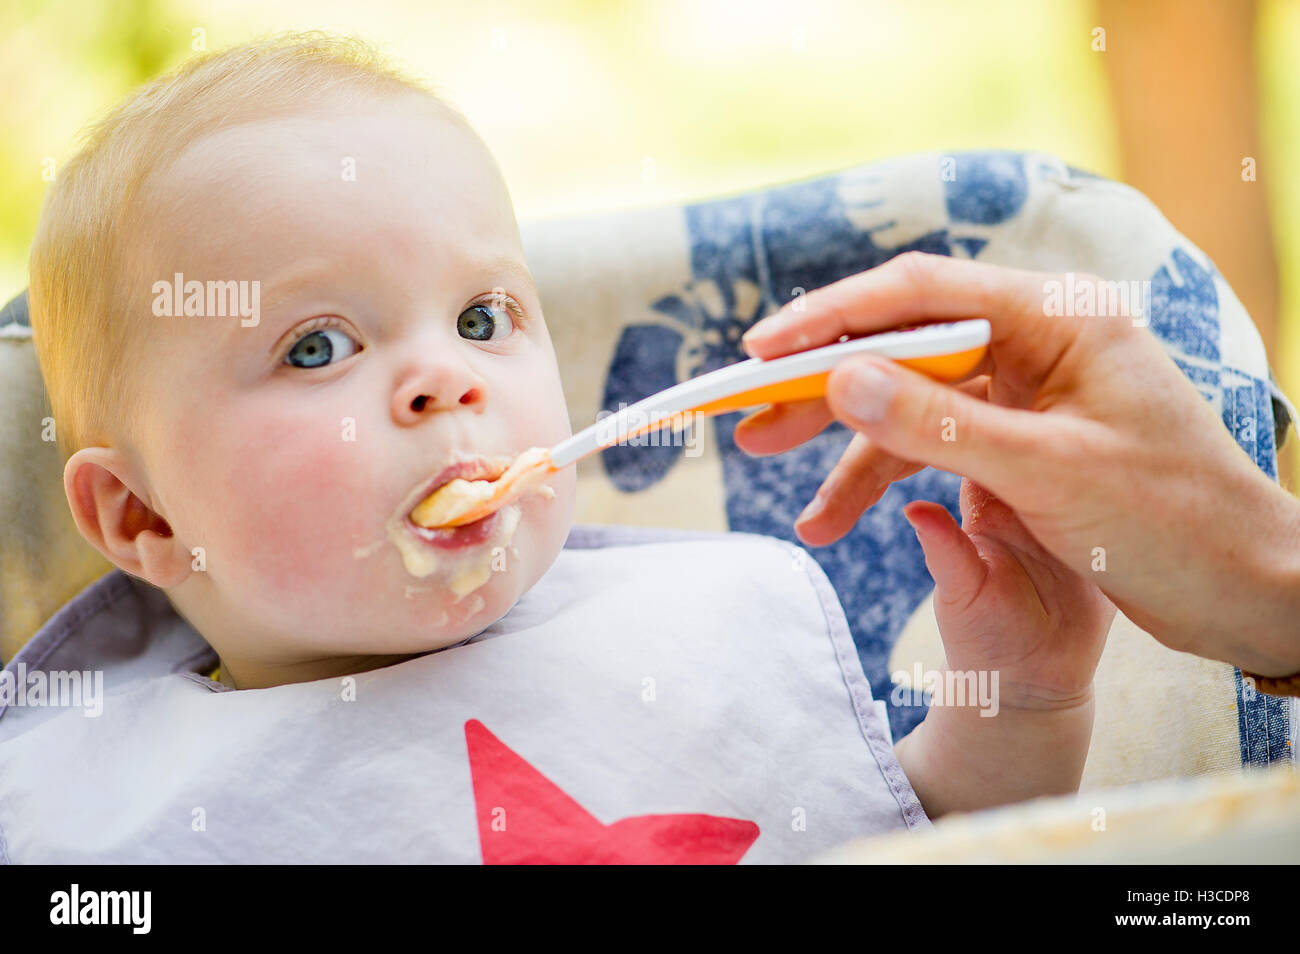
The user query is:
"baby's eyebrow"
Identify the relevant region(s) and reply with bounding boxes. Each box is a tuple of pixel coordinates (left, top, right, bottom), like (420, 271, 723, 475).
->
(260, 259, 337, 314)
(478, 255, 538, 297)
(250, 260, 338, 355)
(260, 255, 537, 314)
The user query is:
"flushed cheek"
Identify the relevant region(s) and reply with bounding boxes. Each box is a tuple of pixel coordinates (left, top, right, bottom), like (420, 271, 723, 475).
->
(204, 428, 382, 602)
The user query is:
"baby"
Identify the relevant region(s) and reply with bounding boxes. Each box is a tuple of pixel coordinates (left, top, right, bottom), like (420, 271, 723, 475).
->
(31, 35, 576, 693)
(12, 32, 1115, 862)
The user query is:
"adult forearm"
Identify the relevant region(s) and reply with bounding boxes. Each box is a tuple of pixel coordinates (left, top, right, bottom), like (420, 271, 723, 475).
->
(1119, 472, 1300, 678)
(1215, 479, 1300, 677)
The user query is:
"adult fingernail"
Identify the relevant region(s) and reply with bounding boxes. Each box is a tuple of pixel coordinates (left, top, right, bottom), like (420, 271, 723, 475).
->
(743, 306, 790, 343)
(841, 360, 898, 423)
(797, 493, 825, 523)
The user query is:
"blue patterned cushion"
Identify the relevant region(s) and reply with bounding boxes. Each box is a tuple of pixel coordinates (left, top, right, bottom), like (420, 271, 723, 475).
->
(592, 149, 1293, 764)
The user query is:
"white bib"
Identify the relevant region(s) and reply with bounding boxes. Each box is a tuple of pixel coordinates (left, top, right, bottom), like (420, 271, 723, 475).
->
(0, 524, 927, 863)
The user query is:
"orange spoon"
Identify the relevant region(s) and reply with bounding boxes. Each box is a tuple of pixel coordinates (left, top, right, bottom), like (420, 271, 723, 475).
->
(410, 319, 991, 528)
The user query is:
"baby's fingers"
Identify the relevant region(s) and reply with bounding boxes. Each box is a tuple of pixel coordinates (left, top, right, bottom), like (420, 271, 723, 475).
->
(903, 500, 987, 615)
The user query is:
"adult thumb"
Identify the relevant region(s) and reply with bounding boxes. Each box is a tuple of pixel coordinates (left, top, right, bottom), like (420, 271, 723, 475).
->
(825, 355, 1045, 496)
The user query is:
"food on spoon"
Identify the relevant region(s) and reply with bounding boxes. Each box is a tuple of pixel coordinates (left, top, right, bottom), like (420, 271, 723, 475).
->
(410, 447, 553, 529)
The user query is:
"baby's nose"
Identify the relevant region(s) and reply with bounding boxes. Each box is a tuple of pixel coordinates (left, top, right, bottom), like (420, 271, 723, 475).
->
(392, 366, 486, 424)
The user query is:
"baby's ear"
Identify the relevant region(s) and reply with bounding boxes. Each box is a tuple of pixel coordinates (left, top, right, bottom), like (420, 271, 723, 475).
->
(63, 448, 190, 589)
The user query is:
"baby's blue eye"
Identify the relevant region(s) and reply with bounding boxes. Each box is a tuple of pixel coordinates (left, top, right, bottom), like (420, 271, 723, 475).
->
(285, 327, 360, 369)
(458, 302, 515, 342)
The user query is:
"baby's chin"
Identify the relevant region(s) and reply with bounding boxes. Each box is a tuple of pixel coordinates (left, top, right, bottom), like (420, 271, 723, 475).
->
(318, 573, 515, 662)
(324, 481, 571, 657)
(379, 502, 556, 649)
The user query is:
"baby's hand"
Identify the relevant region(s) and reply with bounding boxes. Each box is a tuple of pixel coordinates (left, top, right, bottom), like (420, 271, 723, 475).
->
(904, 479, 1116, 712)
(894, 479, 1117, 817)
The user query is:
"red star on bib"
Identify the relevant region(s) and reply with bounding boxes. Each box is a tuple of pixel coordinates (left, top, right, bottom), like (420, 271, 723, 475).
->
(465, 719, 760, 864)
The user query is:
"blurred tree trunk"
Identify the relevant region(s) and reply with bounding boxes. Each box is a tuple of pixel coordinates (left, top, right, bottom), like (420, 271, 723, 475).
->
(1097, 0, 1279, 356)
(1097, 0, 1291, 487)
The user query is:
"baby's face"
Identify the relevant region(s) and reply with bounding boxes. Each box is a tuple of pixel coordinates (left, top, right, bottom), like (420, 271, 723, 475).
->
(130, 96, 575, 685)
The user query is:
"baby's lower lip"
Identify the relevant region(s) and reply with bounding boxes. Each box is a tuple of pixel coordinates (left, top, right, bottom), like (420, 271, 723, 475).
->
(403, 509, 501, 550)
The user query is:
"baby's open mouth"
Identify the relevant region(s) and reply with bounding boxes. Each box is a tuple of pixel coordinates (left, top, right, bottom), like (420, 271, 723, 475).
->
(407, 448, 552, 529)
(407, 458, 513, 528)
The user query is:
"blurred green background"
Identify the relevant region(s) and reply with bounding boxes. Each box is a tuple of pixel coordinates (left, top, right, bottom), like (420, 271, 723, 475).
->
(3, 0, 1297, 478)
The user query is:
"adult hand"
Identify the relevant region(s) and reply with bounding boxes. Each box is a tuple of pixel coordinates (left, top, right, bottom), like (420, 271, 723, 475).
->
(736, 252, 1300, 677)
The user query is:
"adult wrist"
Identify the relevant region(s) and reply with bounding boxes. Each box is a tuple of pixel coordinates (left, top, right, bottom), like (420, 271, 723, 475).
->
(1223, 478, 1300, 680)
(1240, 669, 1300, 697)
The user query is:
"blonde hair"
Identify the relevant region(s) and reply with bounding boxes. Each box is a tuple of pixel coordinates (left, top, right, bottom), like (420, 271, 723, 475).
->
(28, 31, 469, 462)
